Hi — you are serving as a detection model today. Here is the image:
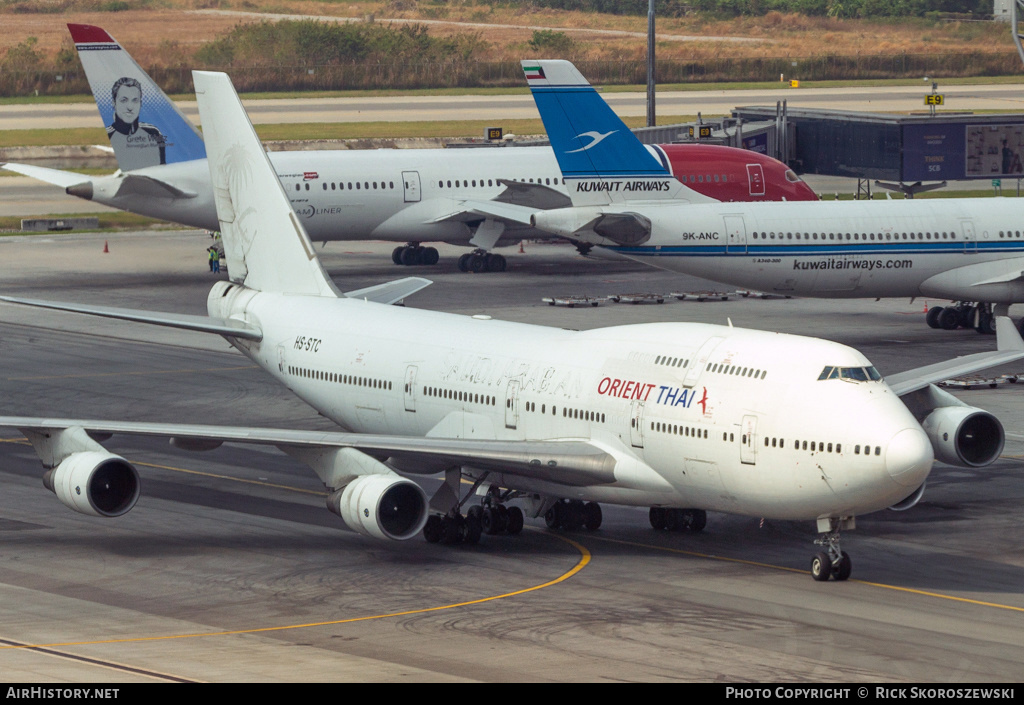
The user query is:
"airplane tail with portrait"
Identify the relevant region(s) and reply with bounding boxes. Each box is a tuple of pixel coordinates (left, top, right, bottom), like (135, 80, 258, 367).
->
(69, 23, 206, 170)
(522, 59, 715, 207)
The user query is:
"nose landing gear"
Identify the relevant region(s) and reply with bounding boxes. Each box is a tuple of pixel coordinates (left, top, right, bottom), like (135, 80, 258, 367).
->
(811, 517, 853, 582)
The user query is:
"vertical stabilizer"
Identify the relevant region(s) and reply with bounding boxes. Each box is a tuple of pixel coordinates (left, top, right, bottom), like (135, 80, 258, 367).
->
(193, 71, 339, 297)
(69, 24, 205, 170)
(522, 59, 714, 206)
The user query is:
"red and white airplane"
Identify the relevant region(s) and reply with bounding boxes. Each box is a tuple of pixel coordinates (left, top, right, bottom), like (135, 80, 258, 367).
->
(0, 24, 816, 273)
(1, 71, 1019, 582)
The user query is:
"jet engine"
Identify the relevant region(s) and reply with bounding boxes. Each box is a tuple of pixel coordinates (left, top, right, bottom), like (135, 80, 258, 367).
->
(326, 474, 428, 541)
(42, 451, 140, 517)
(921, 406, 1003, 468)
(888, 482, 926, 511)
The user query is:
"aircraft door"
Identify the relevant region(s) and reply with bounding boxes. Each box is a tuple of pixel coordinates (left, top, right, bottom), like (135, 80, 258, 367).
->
(504, 379, 520, 429)
(404, 365, 418, 412)
(724, 215, 747, 254)
(960, 220, 977, 254)
(630, 399, 645, 448)
(745, 164, 765, 196)
(740, 415, 758, 465)
(277, 344, 286, 374)
(402, 171, 421, 203)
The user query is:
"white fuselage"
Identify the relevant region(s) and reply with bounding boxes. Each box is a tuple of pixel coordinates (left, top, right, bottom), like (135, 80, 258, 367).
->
(599, 197, 1024, 303)
(209, 282, 933, 521)
(92, 148, 571, 244)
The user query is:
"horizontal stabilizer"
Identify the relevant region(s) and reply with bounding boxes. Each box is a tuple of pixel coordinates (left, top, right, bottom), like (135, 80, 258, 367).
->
(113, 172, 197, 200)
(343, 277, 432, 305)
(1, 163, 93, 189)
(0, 296, 262, 341)
(493, 179, 572, 210)
(888, 315, 1024, 396)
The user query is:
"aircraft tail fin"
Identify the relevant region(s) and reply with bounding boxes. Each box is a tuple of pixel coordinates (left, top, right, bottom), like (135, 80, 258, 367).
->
(192, 70, 339, 298)
(69, 24, 206, 170)
(522, 59, 714, 206)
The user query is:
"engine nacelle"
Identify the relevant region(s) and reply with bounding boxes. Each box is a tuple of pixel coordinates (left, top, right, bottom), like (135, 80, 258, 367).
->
(888, 482, 926, 511)
(326, 474, 428, 541)
(43, 451, 140, 517)
(921, 406, 1004, 468)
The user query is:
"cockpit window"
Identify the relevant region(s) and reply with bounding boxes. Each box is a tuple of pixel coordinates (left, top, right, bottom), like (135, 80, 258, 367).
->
(841, 367, 868, 382)
(785, 169, 801, 183)
(818, 366, 882, 382)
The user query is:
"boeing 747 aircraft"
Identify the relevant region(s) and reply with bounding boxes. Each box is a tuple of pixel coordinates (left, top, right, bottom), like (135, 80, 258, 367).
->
(472, 60, 1024, 333)
(1, 24, 815, 273)
(2, 71, 1019, 582)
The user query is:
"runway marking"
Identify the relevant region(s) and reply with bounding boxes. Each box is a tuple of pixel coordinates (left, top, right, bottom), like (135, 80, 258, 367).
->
(0, 636, 198, 683)
(587, 534, 1024, 613)
(6, 365, 258, 381)
(0, 532, 590, 653)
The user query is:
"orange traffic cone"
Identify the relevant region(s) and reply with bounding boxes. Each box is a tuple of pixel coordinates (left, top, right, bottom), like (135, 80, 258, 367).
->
(519, 241, 525, 254)
(103, 240, 109, 253)
(922, 301, 928, 313)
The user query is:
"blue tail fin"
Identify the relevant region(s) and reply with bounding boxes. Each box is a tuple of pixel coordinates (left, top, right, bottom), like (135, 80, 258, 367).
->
(69, 24, 206, 171)
(522, 60, 712, 206)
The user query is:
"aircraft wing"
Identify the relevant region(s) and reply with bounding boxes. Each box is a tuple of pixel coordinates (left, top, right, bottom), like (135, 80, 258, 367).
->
(887, 314, 1024, 396)
(108, 172, 198, 200)
(0, 417, 619, 487)
(0, 296, 262, 341)
(439, 199, 538, 226)
(2, 162, 93, 189)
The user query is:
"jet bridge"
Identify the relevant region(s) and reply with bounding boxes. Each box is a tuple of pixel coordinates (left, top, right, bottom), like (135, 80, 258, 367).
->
(731, 106, 1024, 197)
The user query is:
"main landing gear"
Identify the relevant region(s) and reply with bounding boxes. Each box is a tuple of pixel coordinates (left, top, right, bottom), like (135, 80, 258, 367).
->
(649, 507, 707, 532)
(422, 487, 524, 546)
(544, 499, 603, 531)
(392, 243, 439, 267)
(458, 249, 507, 273)
(810, 517, 853, 582)
(925, 301, 1015, 335)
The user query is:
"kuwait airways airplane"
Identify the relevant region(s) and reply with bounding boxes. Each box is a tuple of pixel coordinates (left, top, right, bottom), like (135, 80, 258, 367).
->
(0, 24, 815, 273)
(2, 70, 1020, 582)
(475, 60, 1024, 333)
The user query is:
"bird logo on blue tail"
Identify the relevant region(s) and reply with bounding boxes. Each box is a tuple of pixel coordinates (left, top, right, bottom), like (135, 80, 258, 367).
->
(567, 130, 618, 154)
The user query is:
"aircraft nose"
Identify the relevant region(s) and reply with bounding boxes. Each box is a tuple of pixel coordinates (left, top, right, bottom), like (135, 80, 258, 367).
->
(885, 428, 933, 487)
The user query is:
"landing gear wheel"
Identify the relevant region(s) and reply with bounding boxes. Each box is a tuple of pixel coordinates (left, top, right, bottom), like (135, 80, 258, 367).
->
(811, 552, 832, 582)
(423, 515, 443, 543)
(976, 314, 996, 335)
(544, 502, 562, 529)
(925, 306, 943, 329)
(832, 551, 852, 581)
(392, 246, 405, 265)
(469, 254, 487, 273)
(583, 502, 602, 531)
(457, 253, 472, 272)
(690, 509, 707, 533)
(400, 246, 422, 267)
(422, 247, 439, 266)
(463, 512, 482, 545)
(937, 307, 960, 330)
(485, 253, 507, 272)
(649, 507, 667, 530)
(506, 506, 524, 535)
